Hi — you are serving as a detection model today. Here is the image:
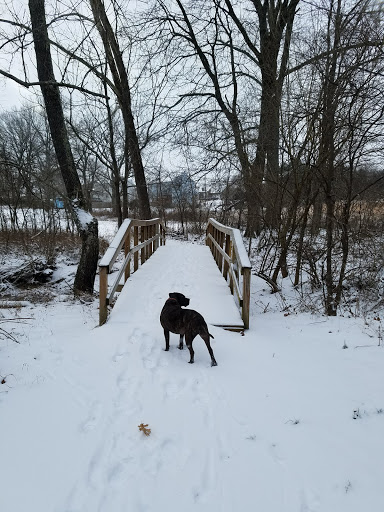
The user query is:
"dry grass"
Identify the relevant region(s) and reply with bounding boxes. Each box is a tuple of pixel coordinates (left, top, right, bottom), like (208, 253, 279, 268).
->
(0, 229, 109, 304)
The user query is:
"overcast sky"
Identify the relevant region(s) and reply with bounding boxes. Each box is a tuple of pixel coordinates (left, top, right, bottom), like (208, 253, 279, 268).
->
(0, 78, 28, 108)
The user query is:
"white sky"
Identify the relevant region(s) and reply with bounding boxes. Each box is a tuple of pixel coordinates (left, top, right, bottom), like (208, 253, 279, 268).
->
(0, 78, 32, 108)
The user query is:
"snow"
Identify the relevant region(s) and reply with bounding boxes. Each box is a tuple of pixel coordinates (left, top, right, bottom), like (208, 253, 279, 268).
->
(74, 207, 95, 229)
(110, 241, 243, 327)
(1, 228, 384, 512)
(99, 218, 132, 269)
(208, 218, 251, 269)
(231, 227, 251, 268)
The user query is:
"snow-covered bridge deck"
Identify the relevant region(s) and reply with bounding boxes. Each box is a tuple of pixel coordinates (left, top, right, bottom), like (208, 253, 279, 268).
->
(100, 218, 251, 331)
(109, 239, 244, 331)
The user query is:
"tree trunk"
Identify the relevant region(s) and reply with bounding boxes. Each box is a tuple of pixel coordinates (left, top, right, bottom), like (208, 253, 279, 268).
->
(29, 0, 99, 293)
(89, 0, 151, 219)
(321, 0, 343, 316)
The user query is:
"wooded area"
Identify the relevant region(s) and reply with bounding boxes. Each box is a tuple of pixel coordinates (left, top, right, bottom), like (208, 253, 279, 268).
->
(0, 0, 383, 315)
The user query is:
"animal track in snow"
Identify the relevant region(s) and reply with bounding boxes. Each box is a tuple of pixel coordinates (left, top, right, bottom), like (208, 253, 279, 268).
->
(81, 400, 102, 433)
(162, 378, 186, 400)
(269, 443, 285, 465)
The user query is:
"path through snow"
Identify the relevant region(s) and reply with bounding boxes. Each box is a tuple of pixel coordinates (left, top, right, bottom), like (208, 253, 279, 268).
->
(1, 240, 384, 511)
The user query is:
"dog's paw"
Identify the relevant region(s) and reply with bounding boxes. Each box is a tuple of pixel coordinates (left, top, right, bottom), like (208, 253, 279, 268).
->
(211, 360, 218, 367)
(178, 345, 183, 350)
(188, 360, 194, 364)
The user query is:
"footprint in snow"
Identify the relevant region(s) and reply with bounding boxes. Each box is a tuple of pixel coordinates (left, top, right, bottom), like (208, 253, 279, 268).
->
(107, 458, 133, 486)
(269, 443, 285, 465)
(162, 378, 186, 400)
(113, 352, 128, 362)
(117, 370, 131, 390)
(81, 400, 102, 433)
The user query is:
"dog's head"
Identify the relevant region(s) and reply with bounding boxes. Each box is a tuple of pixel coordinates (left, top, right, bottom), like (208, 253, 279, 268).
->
(169, 292, 190, 307)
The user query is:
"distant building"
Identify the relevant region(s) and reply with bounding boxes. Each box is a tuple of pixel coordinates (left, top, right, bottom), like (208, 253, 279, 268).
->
(54, 197, 64, 209)
(170, 173, 197, 203)
(147, 181, 173, 205)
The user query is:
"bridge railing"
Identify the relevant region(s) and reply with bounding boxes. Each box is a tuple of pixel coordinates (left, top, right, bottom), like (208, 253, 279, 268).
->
(206, 218, 251, 329)
(99, 218, 165, 325)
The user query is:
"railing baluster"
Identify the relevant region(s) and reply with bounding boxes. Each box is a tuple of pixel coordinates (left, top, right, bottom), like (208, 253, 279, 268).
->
(242, 267, 251, 329)
(124, 228, 131, 282)
(99, 266, 108, 326)
(141, 226, 146, 264)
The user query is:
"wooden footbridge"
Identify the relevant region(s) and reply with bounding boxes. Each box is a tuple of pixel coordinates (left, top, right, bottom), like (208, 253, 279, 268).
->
(99, 218, 251, 331)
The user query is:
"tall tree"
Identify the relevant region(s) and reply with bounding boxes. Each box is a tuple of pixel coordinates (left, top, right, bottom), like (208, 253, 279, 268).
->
(223, 0, 300, 231)
(28, 0, 99, 293)
(89, 0, 151, 219)
(157, 0, 299, 233)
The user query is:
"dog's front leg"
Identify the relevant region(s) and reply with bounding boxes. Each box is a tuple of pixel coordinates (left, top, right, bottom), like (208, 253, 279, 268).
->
(178, 334, 184, 350)
(185, 335, 194, 364)
(164, 329, 170, 351)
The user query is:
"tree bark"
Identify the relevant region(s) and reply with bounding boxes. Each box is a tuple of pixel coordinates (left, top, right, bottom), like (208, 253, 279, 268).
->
(29, 0, 99, 293)
(320, 0, 343, 316)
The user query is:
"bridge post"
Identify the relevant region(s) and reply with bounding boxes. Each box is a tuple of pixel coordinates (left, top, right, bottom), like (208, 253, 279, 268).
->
(124, 229, 131, 282)
(223, 234, 230, 280)
(134, 226, 139, 271)
(99, 266, 108, 326)
(242, 267, 251, 329)
(141, 226, 146, 264)
(160, 224, 165, 246)
(218, 230, 224, 272)
(154, 222, 159, 251)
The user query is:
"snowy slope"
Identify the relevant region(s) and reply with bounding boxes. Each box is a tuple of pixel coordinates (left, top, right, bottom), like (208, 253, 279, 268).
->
(0, 239, 384, 512)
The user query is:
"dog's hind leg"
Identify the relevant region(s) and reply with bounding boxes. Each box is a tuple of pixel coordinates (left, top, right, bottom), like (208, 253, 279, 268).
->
(201, 333, 218, 366)
(185, 334, 195, 364)
(178, 334, 184, 350)
(164, 329, 170, 351)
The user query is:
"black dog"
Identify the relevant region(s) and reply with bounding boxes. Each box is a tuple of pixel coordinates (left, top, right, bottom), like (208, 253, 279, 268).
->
(160, 292, 217, 366)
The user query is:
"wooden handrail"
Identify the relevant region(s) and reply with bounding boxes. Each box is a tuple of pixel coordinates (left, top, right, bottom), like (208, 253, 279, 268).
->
(99, 218, 165, 325)
(206, 218, 251, 329)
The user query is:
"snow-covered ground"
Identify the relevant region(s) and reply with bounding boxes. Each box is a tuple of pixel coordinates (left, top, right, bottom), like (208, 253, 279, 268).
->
(0, 220, 383, 512)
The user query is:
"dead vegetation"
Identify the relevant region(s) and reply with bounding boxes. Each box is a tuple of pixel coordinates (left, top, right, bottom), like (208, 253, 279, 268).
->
(0, 230, 109, 304)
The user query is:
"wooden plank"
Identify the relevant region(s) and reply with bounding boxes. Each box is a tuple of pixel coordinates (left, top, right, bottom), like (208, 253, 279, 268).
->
(130, 235, 159, 255)
(213, 324, 245, 333)
(223, 233, 230, 280)
(208, 218, 233, 236)
(131, 218, 161, 227)
(207, 234, 231, 265)
(208, 218, 251, 270)
(99, 218, 132, 271)
(124, 230, 131, 282)
(108, 252, 132, 303)
(99, 266, 108, 325)
(141, 226, 146, 264)
(242, 267, 251, 330)
(134, 226, 139, 271)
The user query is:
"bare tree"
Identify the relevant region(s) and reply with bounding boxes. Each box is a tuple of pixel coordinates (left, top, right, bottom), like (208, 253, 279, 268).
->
(89, 0, 151, 219)
(154, 0, 299, 234)
(28, 0, 99, 294)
